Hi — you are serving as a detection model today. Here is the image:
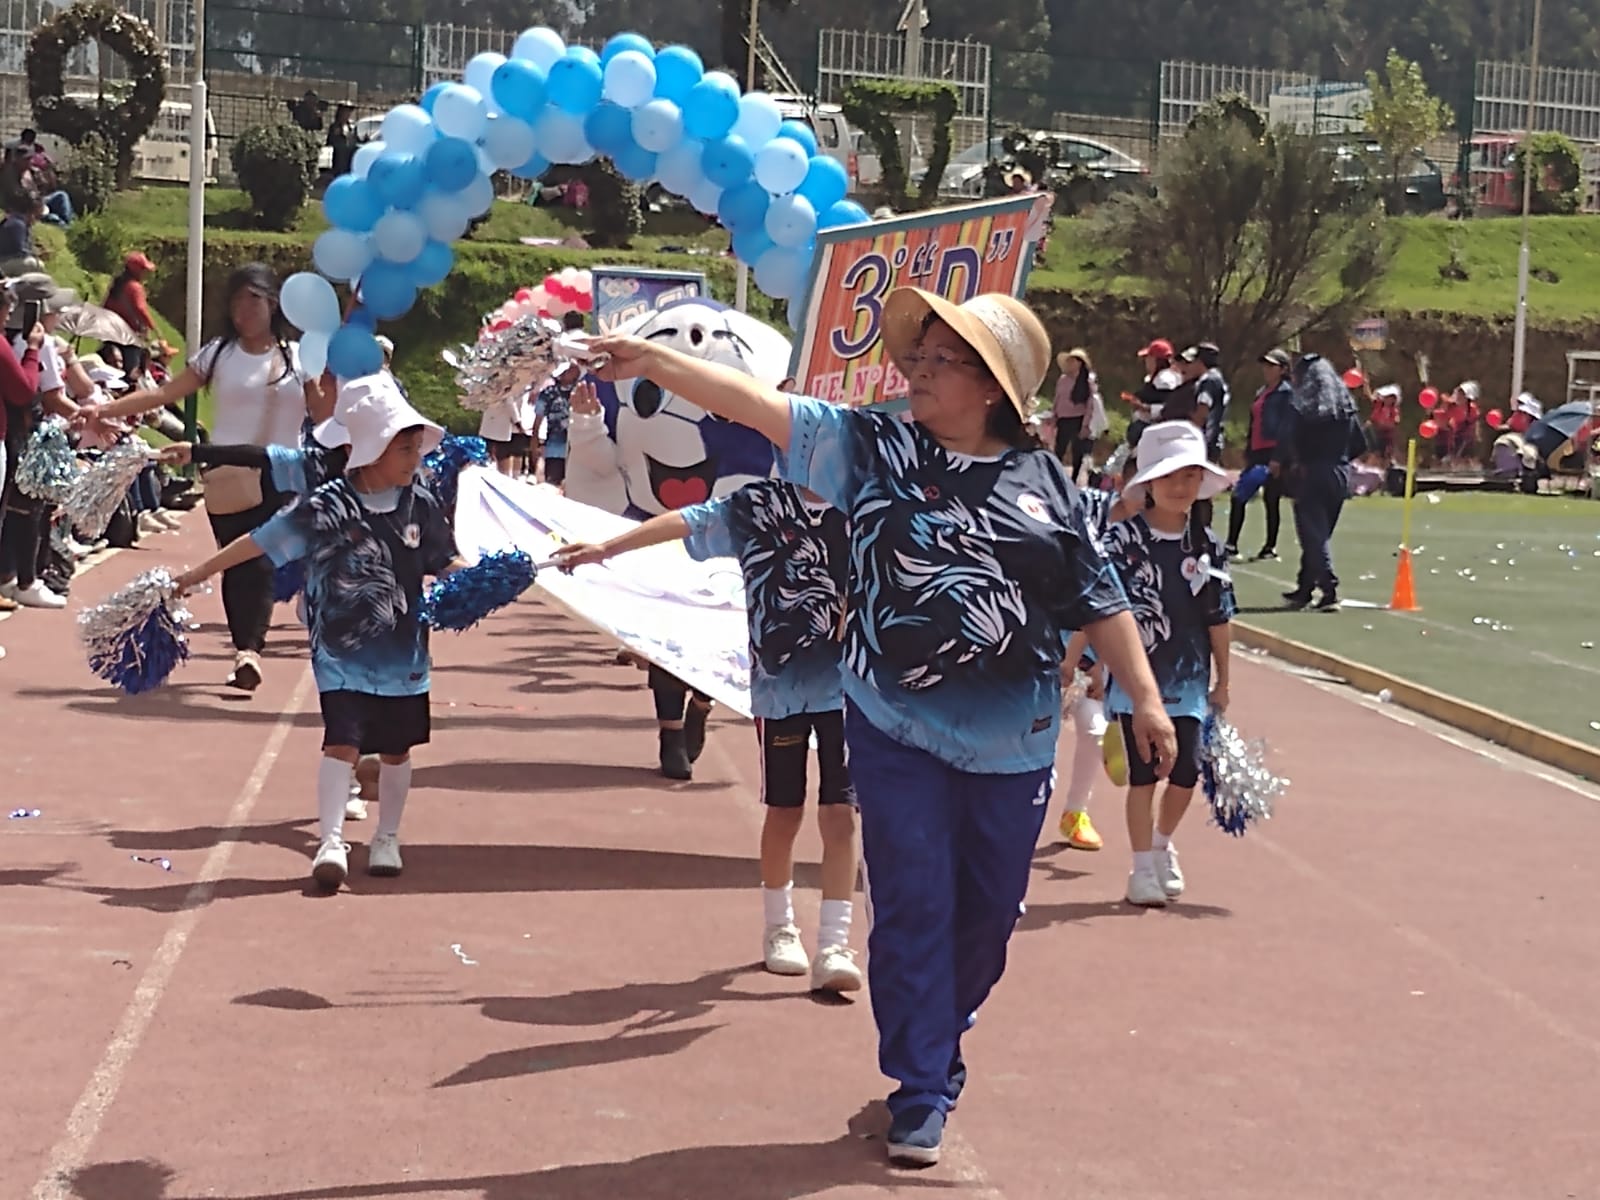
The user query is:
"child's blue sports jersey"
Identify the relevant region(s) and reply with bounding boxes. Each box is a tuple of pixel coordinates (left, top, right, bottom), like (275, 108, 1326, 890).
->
(1100, 513, 1234, 721)
(252, 480, 457, 696)
(534, 381, 572, 459)
(681, 480, 847, 720)
(266, 443, 344, 497)
(779, 395, 1128, 774)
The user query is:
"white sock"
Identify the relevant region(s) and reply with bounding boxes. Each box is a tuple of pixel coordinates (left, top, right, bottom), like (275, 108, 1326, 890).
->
(818, 898, 853, 950)
(375, 759, 412, 837)
(1152, 830, 1171, 852)
(762, 882, 794, 928)
(318, 758, 354, 842)
(1132, 849, 1155, 873)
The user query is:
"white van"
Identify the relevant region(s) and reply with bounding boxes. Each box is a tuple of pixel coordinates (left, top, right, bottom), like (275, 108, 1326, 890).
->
(50, 95, 218, 184)
(770, 95, 860, 191)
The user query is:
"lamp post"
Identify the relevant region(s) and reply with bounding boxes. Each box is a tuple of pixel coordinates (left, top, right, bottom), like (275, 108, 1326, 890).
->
(1510, 0, 1544, 401)
(183, 0, 206, 440)
(733, 0, 758, 314)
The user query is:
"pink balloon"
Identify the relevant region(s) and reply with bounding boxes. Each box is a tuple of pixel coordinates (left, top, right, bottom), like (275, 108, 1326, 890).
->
(514, 287, 534, 304)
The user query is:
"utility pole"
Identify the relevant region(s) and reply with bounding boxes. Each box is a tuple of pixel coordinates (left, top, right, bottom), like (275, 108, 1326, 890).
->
(735, 0, 757, 313)
(1511, 0, 1544, 401)
(184, 0, 206, 440)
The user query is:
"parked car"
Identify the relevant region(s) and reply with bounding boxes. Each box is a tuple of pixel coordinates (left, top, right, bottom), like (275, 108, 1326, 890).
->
(923, 132, 1146, 200)
(1332, 142, 1447, 213)
(316, 114, 384, 175)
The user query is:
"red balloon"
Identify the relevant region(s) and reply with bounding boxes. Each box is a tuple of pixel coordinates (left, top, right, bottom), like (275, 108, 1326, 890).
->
(488, 316, 513, 333)
(514, 287, 534, 304)
(1418, 419, 1439, 438)
(1418, 386, 1439, 409)
(1485, 409, 1505, 429)
(1509, 411, 1532, 433)
(576, 292, 594, 313)
(542, 273, 563, 294)
(1342, 368, 1365, 389)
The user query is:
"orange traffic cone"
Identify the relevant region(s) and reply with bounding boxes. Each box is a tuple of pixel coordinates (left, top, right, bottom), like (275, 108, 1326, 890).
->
(1389, 547, 1420, 611)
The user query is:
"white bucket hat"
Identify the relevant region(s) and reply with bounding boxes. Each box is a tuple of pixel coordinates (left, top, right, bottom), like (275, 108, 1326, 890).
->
(314, 372, 443, 470)
(1122, 420, 1230, 507)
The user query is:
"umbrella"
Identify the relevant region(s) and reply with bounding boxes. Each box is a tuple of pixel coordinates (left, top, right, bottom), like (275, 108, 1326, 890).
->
(58, 303, 137, 346)
(1524, 401, 1595, 459)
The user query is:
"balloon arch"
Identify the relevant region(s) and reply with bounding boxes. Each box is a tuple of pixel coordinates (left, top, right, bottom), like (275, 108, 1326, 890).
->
(281, 27, 872, 379)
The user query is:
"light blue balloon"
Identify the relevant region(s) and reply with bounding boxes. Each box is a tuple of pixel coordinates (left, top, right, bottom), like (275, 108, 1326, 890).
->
(603, 50, 656, 109)
(373, 210, 427, 264)
(360, 261, 418, 321)
(548, 50, 604, 115)
(682, 71, 740, 141)
(461, 171, 495, 217)
(510, 151, 551, 181)
(797, 155, 850, 211)
(367, 152, 427, 210)
(776, 119, 818, 157)
(732, 92, 783, 146)
(785, 294, 805, 331)
(717, 179, 769, 231)
(323, 175, 383, 232)
(313, 229, 374, 282)
(654, 140, 703, 196)
(731, 226, 774, 265)
(418, 83, 447, 114)
(280, 271, 341, 335)
(819, 199, 870, 229)
(614, 141, 658, 182)
(381, 103, 435, 156)
(425, 136, 479, 192)
(482, 115, 538, 170)
(351, 139, 386, 179)
(688, 175, 722, 215)
(299, 331, 329, 377)
(513, 26, 566, 71)
(432, 84, 488, 142)
(764, 192, 816, 248)
(410, 239, 455, 288)
(328, 324, 385, 378)
(418, 189, 471, 241)
(631, 98, 683, 153)
(601, 32, 654, 64)
(584, 102, 634, 157)
(537, 107, 594, 164)
(701, 134, 754, 190)
(653, 45, 703, 104)
(754, 138, 809, 195)
(464, 52, 506, 106)
(491, 59, 547, 121)
(753, 245, 808, 300)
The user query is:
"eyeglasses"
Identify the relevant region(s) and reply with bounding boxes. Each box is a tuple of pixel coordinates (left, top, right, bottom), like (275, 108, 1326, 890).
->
(901, 348, 986, 374)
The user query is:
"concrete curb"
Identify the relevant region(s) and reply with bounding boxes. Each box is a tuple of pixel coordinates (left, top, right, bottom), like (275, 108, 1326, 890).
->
(1233, 620, 1600, 783)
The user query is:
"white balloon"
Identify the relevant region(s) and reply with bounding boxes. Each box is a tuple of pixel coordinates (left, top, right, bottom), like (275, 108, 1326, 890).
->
(513, 26, 566, 71)
(433, 84, 489, 142)
(689, 175, 723, 215)
(477, 144, 498, 177)
(419, 189, 471, 242)
(351, 139, 386, 178)
(279, 272, 341, 335)
(602, 50, 657, 109)
(754, 138, 809, 195)
(654, 139, 703, 196)
(482, 113, 538, 170)
(462, 171, 496, 217)
(464, 52, 506, 107)
(731, 92, 783, 146)
(299, 331, 329, 378)
(380, 105, 435, 156)
(312, 229, 373, 282)
(373, 210, 427, 264)
(536, 108, 592, 164)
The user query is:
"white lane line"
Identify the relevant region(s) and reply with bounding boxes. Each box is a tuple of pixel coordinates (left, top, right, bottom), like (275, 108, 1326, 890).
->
(30, 665, 314, 1200)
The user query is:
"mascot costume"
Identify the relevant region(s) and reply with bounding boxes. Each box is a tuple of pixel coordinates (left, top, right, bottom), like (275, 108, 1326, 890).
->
(566, 297, 792, 779)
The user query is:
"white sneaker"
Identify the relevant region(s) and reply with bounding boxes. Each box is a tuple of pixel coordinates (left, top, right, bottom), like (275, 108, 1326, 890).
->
(136, 512, 166, 537)
(763, 923, 810, 976)
(367, 831, 403, 877)
(810, 945, 863, 993)
(1155, 846, 1185, 898)
(1126, 868, 1168, 907)
(0, 580, 18, 601)
(311, 836, 349, 890)
(13, 580, 67, 609)
(344, 796, 369, 821)
(152, 510, 183, 532)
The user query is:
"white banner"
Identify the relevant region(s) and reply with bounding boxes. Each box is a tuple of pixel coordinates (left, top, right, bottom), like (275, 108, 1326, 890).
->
(454, 469, 754, 716)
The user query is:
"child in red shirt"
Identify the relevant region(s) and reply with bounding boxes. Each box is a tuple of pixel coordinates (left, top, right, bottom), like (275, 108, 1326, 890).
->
(1367, 384, 1400, 463)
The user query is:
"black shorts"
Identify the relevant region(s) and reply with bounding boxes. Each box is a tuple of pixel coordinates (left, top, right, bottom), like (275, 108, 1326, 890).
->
(489, 434, 530, 461)
(543, 455, 567, 485)
(1118, 713, 1202, 790)
(320, 690, 431, 757)
(756, 710, 856, 808)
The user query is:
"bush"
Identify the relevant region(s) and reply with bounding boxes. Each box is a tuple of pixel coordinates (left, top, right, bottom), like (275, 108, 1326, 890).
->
(66, 210, 128, 274)
(231, 123, 318, 231)
(1513, 131, 1583, 215)
(61, 131, 116, 216)
(579, 159, 643, 248)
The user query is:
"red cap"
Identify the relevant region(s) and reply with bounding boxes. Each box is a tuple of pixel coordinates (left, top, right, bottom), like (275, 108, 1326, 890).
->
(124, 251, 155, 273)
(1137, 338, 1174, 359)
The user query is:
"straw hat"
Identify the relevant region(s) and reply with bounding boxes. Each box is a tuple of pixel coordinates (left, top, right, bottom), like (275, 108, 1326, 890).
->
(1121, 420, 1230, 508)
(881, 288, 1050, 418)
(315, 372, 442, 470)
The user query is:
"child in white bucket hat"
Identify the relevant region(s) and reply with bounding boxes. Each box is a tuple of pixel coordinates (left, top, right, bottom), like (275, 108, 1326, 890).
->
(176, 373, 465, 890)
(1096, 420, 1235, 907)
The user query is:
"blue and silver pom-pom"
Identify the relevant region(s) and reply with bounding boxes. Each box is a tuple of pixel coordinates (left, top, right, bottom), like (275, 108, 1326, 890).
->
(1201, 709, 1289, 837)
(65, 439, 156, 539)
(421, 434, 489, 510)
(78, 568, 192, 694)
(16, 415, 80, 501)
(271, 559, 305, 603)
(420, 550, 536, 632)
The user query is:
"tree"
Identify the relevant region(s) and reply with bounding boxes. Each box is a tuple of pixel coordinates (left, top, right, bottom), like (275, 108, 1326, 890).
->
(1091, 102, 1391, 373)
(1364, 51, 1452, 214)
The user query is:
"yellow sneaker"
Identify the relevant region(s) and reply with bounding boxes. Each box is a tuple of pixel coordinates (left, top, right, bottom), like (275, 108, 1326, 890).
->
(1102, 720, 1128, 787)
(1059, 809, 1103, 851)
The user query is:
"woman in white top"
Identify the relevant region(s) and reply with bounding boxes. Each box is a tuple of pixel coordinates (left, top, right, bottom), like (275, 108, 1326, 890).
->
(98, 263, 328, 690)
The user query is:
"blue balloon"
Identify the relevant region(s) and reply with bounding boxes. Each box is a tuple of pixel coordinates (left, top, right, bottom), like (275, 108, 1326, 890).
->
(418, 82, 447, 114)
(753, 245, 808, 301)
(653, 44, 703, 104)
(631, 98, 683, 153)
(328, 324, 384, 378)
(682, 72, 740, 141)
(548, 50, 603, 114)
(312, 229, 373, 282)
(510, 151, 551, 181)
(360, 260, 418, 321)
(776, 119, 818, 157)
(584, 102, 635, 157)
(765, 192, 817, 248)
(425, 137, 480, 193)
(368, 152, 427, 210)
(409, 239, 455, 288)
(731, 226, 774, 265)
(717, 179, 770, 231)
(797, 155, 850, 211)
(819, 198, 870, 229)
(601, 32, 654, 64)
(701, 134, 754, 190)
(345, 306, 377, 331)
(491, 59, 547, 121)
(614, 140, 658, 182)
(323, 175, 383, 232)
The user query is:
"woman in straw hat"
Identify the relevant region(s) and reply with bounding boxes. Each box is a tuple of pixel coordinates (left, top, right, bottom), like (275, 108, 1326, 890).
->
(590, 290, 1175, 1168)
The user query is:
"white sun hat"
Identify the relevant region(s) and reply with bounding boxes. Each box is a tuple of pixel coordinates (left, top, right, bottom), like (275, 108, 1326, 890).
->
(314, 371, 442, 470)
(880, 287, 1051, 418)
(1121, 420, 1231, 507)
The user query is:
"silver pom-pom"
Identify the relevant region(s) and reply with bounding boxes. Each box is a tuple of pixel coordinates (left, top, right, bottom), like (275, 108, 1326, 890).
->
(16, 415, 81, 501)
(1201, 710, 1289, 837)
(445, 313, 565, 413)
(78, 567, 194, 693)
(64, 439, 155, 539)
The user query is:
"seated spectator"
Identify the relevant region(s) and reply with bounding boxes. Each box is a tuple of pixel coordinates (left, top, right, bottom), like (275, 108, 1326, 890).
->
(0, 193, 43, 274)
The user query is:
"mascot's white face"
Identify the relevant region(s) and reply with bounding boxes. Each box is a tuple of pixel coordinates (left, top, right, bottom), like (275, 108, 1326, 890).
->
(613, 300, 792, 516)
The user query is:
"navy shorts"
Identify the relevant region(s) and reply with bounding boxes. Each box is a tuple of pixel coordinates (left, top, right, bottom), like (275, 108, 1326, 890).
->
(757, 710, 856, 808)
(320, 690, 430, 757)
(1118, 714, 1202, 790)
